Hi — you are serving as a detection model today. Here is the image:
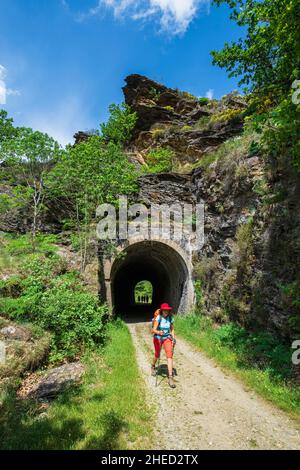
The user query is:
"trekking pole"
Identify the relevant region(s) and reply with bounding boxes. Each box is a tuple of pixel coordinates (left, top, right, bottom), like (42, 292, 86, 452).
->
(171, 336, 176, 377)
(155, 353, 161, 388)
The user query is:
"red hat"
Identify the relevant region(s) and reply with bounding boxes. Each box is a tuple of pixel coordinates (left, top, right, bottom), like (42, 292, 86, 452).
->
(160, 303, 172, 311)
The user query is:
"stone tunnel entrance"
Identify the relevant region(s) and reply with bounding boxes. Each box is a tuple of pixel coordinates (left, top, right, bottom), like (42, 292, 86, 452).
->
(104, 240, 194, 317)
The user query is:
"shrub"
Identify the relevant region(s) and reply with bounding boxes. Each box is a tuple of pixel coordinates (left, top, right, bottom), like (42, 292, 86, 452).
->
(252, 177, 269, 197)
(198, 97, 209, 106)
(101, 103, 137, 146)
(163, 105, 174, 112)
(149, 87, 161, 101)
(151, 128, 165, 139)
(145, 147, 175, 173)
(0, 253, 108, 362)
(179, 91, 197, 101)
(193, 116, 211, 130)
(210, 108, 243, 124)
(181, 125, 192, 132)
(37, 286, 107, 362)
(213, 323, 292, 379)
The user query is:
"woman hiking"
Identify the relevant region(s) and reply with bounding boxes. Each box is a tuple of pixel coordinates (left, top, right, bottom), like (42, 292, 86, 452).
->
(151, 303, 176, 389)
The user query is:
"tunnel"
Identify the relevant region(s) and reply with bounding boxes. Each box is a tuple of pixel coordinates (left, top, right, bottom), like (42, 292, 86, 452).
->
(110, 240, 191, 317)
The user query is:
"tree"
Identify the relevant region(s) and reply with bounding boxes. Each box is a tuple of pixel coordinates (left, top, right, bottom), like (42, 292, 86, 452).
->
(0, 126, 61, 247)
(101, 103, 137, 145)
(211, 0, 300, 98)
(211, 0, 300, 167)
(49, 136, 137, 269)
(0, 109, 17, 144)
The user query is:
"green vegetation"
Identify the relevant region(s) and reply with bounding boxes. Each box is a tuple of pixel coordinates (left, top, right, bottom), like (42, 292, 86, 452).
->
(212, 0, 300, 168)
(193, 115, 211, 130)
(0, 233, 107, 362)
(135, 281, 153, 303)
(176, 314, 300, 418)
(0, 103, 138, 267)
(0, 124, 62, 248)
(181, 125, 192, 132)
(49, 136, 137, 270)
(193, 131, 258, 172)
(151, 127, 165, 139)
(179, 91, 197, 101)
(209, 108, 243, 124)
(149, 87, 161, 101)
(101, 103, 137, 146)
(0, 233, 58, 271)
(282, 281, 300, 336)
(0, 320, 153, 450)
(163, 105, 174, 112)
(198, 97, 209, 106)
(145, 147, 175, 173)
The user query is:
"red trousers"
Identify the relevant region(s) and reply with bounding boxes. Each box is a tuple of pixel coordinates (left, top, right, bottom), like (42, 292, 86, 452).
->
(153, 337, 173, 359)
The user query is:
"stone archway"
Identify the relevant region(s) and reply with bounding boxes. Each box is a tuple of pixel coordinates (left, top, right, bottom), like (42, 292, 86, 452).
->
(101, 238, 194, 316)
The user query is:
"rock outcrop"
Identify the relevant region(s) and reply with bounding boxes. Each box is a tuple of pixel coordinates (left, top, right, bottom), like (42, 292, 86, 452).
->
(0, 318, 51, 395)
(121, 74, 300, 339)
(137, 172, 195, 206)
(123, 74, 246, 166)
(27, 362, 84, 399)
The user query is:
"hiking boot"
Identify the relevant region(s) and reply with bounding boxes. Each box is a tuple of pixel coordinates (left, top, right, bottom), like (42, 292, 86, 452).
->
(168, 376, 176, 389)
(151, 365, 156, 377)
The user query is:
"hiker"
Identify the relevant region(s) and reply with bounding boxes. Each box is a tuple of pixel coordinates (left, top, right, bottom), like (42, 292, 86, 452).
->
(151, 303, 176, 389)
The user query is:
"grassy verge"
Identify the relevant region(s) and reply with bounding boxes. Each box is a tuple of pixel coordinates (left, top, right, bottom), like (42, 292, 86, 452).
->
(0, 320, 153, 450)
(175, 314, 300, 421)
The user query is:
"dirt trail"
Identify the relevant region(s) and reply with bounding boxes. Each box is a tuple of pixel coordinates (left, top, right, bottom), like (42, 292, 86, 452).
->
(127, 320, 300, 450)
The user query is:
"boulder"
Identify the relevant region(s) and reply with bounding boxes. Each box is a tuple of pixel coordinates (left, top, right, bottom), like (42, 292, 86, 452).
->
(0, 325, 32, 342)
(27, 362, 85, 399)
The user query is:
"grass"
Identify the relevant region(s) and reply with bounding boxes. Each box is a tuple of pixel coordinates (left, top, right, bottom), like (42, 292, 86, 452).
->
(175, 314, 300, 422)
(0, 233, 59, 274)
(192, 130, 259, 172)
(0, 320, 153, 450)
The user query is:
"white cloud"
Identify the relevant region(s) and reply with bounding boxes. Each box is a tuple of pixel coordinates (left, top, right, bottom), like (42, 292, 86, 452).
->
(7, 89, 21, 97)
(0, 64, 21, 105)
(0, 65, 7, 104)
(205, 88, 214, 100)
(78, 0, 210, 34)
(0, 65, 7, 80)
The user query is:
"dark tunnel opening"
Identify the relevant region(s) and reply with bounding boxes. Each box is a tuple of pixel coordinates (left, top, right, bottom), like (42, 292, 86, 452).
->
(111, 241, 189, 319)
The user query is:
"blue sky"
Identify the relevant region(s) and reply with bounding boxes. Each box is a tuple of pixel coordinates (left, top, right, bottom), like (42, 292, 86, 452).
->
(0, 0, 243, 146)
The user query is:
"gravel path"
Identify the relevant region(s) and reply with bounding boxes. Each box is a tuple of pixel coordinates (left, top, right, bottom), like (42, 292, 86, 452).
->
(127, 320, 300, 450)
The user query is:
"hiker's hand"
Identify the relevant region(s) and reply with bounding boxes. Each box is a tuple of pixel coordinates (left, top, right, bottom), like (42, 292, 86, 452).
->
(159, 331, 164, 337)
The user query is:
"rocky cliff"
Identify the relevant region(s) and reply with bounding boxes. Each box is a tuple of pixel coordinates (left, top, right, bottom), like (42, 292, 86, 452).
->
(123, 74, 246, 169)
(123, 74, 300, 340)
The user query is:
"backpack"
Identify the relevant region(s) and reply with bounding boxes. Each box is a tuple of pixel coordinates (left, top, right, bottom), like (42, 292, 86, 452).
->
(151, 309, 161, 330)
